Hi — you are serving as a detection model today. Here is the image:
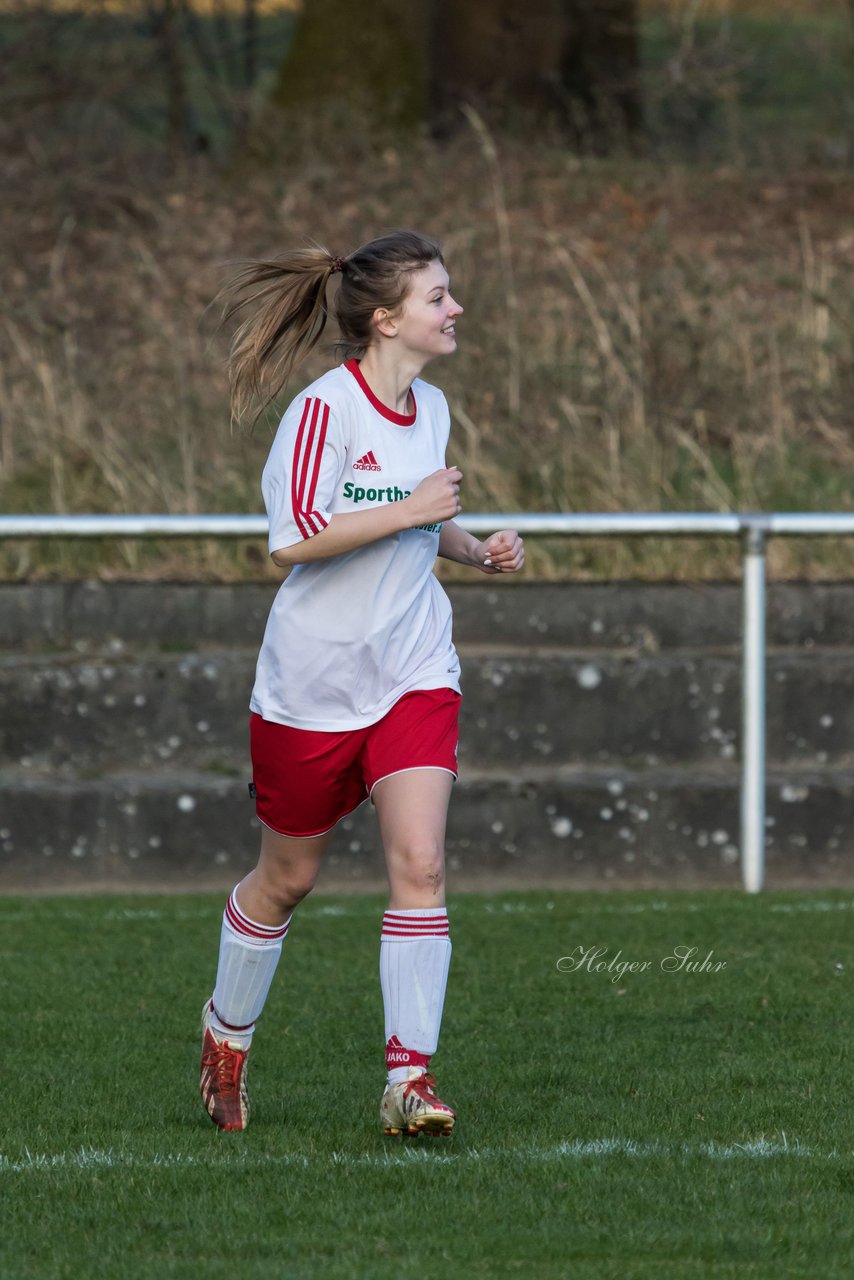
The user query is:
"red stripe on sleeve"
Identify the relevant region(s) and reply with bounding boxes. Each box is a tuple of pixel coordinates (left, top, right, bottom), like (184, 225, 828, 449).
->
(305, 401, 330, 516)
(290, 398, 332, 539)
(296, 399, 321, 518)
(290, 399, 314, 540)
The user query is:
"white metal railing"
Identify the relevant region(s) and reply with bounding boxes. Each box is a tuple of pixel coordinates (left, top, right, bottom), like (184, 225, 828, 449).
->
(3, 510, 854, 892)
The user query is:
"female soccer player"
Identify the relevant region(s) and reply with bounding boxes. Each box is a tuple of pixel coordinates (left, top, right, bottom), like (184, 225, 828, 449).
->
(200, 229, 525, 1137)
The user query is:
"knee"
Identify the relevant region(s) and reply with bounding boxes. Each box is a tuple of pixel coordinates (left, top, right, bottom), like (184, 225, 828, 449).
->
(392, 837, 445, 895)
(260, 866, 317, 914)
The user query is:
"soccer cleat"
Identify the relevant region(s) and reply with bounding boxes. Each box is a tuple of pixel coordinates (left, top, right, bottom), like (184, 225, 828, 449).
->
(199, 1000, 250, 1131)
(380, 1067, 455, 1138)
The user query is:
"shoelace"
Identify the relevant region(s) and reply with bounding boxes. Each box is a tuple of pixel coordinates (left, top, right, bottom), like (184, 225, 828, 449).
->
(201, 1038, 246, 1093)
(402, 1072, 438, 1100)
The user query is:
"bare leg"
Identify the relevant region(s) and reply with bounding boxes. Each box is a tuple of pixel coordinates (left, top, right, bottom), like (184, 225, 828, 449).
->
(200, 824, 334, 1129)
(235, 825, 334, 924)
(372, 768, 454, 908)
(373, 769, 455, 1131)
(206, 825, 332, 1047)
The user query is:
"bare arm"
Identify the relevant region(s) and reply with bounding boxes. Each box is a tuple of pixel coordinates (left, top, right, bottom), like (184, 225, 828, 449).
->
(438, 521, 526, 575)
(272, 504, 409, 567)
(438, 519, 489, 570)
(272, 467, 463, 567)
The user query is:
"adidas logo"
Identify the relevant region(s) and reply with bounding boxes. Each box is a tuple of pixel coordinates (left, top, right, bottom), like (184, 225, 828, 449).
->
(353, 450, 382, 471)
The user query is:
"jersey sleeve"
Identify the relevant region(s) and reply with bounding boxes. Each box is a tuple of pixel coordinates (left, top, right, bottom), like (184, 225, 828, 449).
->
(262, 396, 346, 553)
(439, 390, 452, 468)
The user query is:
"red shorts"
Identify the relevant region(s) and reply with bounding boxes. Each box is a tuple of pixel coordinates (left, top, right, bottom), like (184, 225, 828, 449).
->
(250, 688, 461, 838)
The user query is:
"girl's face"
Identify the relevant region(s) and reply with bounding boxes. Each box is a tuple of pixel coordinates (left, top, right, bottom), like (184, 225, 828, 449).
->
(386, 260, 464, 362)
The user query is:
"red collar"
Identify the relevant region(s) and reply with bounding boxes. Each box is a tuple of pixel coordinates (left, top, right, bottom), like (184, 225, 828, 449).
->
(344, 359, 416, 426)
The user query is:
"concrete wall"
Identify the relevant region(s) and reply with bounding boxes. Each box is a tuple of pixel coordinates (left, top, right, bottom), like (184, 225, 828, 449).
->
(1, 581, 853, 891)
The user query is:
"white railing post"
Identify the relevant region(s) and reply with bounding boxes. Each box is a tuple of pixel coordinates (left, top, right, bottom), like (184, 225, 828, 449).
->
(740, 520, 768, 893)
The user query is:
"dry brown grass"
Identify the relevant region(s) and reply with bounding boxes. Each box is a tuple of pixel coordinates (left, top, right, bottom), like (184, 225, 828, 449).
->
(1, 111, 852, 581)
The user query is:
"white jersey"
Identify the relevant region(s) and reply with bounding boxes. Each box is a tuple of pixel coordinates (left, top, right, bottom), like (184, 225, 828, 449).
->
(250, 359, 461, 731)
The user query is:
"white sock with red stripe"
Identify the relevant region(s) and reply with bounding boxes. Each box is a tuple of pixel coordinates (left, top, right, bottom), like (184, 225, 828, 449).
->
(380, 908, 451, 1086)
(209, 888, 291, 1049)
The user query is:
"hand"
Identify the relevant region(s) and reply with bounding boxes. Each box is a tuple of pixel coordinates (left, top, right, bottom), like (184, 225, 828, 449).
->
(478, 529, 525, 574)
(405, 467, 463, 526)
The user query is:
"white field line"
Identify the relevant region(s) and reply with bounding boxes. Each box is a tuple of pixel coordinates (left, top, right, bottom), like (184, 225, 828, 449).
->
(767, 900, 854, 913)
(0, 1135, 843, 1175)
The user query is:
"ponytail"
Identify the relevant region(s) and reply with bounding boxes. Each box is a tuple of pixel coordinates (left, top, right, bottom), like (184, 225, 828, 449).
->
(221, 245, 340, 425)
(220, 229, 443, 424)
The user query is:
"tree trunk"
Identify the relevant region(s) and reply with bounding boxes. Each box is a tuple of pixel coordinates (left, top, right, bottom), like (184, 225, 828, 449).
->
(269, 0, 641, 151)
(429, 0, 565, 133)
(560, 0, 642, 150)
(271, 0, 430, 133)
(151, 0, 189, 159)
(429, 0, 641, 148)
(233, 0, 259, 145)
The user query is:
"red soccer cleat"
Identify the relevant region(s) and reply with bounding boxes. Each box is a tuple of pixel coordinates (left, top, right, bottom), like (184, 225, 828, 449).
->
(199, 1001, 250, 1131)
(380, 1068, 455, 1138)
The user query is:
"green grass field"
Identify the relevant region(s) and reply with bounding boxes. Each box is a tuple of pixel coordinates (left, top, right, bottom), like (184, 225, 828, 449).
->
(2, 889, 853, 1278)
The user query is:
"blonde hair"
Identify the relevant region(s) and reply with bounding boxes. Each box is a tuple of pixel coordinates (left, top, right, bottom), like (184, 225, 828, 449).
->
(221, 229, 443, 423)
